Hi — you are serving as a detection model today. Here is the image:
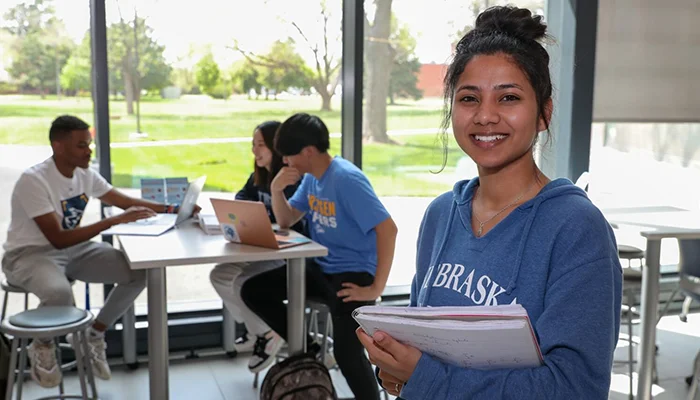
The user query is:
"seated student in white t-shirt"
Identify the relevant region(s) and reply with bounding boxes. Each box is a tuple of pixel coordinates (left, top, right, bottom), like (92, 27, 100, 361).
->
(1, 115, 197, 388)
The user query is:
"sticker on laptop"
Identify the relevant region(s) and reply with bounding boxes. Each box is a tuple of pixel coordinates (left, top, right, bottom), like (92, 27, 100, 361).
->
(222, 223, 241, 243)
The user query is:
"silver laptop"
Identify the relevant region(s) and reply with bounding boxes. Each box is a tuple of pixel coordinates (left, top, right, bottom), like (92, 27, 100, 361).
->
(102, 176, 206, 236)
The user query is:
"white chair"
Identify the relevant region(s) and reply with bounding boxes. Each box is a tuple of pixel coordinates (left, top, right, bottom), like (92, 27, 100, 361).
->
(574, 171, 590, 191)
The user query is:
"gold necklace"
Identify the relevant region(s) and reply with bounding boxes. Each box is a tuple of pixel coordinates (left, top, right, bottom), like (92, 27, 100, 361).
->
(472, 182, 535, 237)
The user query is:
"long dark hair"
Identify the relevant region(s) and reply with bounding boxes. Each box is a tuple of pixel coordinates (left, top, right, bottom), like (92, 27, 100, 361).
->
(439, 6, 553, 171)
(252, 120, 283, 187)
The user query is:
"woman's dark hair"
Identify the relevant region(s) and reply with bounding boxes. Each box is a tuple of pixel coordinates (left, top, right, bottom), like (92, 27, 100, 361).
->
(274, 113, 330, 157)
(252, 120, 283, 187)
(439, 6, 553, 170)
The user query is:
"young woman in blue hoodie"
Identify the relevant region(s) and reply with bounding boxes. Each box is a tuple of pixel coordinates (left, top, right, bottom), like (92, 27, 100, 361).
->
(357, 6, 623, 399)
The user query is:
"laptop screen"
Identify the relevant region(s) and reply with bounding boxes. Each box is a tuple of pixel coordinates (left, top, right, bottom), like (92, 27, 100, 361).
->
(175, 176, 206, 224)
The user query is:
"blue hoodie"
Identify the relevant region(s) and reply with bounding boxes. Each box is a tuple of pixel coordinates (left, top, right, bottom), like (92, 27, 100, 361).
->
(400, 178, 622, 400)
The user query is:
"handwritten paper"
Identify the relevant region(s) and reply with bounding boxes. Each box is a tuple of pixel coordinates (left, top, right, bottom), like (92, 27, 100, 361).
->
(353, 305, 542, 370)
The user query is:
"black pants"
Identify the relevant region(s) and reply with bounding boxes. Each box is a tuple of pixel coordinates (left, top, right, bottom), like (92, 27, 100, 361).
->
(241, 259, 380, 400)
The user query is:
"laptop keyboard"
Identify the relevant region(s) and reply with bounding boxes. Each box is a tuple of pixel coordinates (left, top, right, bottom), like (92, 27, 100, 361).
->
(134, 215, 159, 225)
(133, 214, 171, 225)
(276, 237, 310, 246)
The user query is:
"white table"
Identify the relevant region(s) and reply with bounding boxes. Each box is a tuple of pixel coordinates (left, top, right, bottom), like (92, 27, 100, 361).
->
(116, 221, 328, 400)
(605, 207, 700, 400)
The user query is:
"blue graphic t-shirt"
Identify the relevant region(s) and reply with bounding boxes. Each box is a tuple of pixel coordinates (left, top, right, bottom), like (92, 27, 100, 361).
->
(289, 157, 390, 275)
(60, 194, 89, 230)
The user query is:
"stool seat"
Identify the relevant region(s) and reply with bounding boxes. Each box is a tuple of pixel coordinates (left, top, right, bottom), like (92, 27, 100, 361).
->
(623, 268, 643, 283)
(2, 306, 93, 339)
(1, 279, 27, 294)
(618, 244, 645, 259)
(306, 298, 330, 310)
(9, 307, 88, 329)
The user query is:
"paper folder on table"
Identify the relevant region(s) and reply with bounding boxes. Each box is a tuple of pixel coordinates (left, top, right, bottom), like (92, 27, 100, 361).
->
(352, 304, 543, 370)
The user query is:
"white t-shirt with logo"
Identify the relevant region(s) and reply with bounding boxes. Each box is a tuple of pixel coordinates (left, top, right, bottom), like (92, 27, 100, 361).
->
(3, 158, 113, 252)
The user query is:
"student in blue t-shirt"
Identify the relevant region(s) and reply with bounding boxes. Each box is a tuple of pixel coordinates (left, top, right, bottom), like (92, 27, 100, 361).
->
(355, 6, 622, 400)
(241, 113, 398, 400)
(209, 120, 306, 374)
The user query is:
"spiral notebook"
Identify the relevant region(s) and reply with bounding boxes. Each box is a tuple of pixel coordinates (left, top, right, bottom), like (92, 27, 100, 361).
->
(353, 304, 543, 370)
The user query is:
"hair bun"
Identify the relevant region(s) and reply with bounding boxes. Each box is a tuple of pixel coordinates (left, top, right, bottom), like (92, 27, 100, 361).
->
(474, 6, 547, 42)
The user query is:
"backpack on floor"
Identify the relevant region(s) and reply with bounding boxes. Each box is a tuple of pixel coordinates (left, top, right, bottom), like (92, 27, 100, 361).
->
(260, 351, 338, 400)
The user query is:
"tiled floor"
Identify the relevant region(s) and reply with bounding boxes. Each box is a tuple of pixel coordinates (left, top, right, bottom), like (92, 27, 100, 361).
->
(13, 353, 368, 400)
(14, 313, 700, 400)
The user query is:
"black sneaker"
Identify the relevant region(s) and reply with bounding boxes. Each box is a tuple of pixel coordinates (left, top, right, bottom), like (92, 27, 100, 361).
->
(233, 335, 255, 353)
(248, 331, 284, 373)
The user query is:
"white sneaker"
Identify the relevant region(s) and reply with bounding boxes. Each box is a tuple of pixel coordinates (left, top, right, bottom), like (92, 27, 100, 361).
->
(27, 340, 62, 388)
(248, 331, 284, 373)
(67, 331, 111, 380)
(233, 334, 255, 353)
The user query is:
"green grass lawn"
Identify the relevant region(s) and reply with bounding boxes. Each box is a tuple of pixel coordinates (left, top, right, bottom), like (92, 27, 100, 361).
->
(1, 94, 467, 196)
(0, 94, 446, 144)
(111, 134, 463, 195)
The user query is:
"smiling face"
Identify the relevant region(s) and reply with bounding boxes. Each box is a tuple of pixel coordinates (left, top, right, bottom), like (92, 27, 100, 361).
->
(451, 53, 550, 173)
(252, 129, 273, 170)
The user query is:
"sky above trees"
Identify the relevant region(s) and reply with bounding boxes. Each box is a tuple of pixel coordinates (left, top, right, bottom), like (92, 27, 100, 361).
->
(0, 0, 543, 74)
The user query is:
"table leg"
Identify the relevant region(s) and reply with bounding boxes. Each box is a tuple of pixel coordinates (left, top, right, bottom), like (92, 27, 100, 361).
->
(637, 238, 661, 400)
(148, 268, 169, 399)
(222, 305, 236, 354)
(121, 304, 137, 367)
(287, 258, 306, 356)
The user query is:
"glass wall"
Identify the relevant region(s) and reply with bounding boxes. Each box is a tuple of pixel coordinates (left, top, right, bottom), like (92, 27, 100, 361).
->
(588, 122, 700, 267)
(361, 0, 545, 288)
(103, 0, 343, 312)
(0, 0, 103, 314)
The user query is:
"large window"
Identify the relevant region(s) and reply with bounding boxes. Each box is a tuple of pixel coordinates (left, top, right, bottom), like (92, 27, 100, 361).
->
(103, 0, 343, 311)
(0, 0, 103, 314)
(361, 0, 545, 287)
(588, 122, 700, 267)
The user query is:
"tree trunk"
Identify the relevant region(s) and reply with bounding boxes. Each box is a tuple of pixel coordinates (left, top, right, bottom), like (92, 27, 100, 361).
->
(314, 82, 333, 111)
(363, 0, 394, 143)
(124, 70, 135, 115)
(320, 90, 332, 111)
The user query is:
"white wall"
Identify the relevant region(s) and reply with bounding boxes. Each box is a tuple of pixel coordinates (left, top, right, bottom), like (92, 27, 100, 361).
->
(594, 0, 700, 122)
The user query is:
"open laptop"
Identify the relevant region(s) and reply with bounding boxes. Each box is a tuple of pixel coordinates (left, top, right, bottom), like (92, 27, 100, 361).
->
(210, 198, 311, 249)
(102, 176, 206, 236)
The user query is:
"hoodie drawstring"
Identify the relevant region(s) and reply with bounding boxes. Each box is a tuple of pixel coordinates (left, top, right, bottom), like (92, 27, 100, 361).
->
(423, 200, 458, 306)
(505, 197, 543, 295)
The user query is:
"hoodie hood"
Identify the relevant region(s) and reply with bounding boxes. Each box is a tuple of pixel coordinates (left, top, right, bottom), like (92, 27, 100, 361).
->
(424, 178, 588, 305)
